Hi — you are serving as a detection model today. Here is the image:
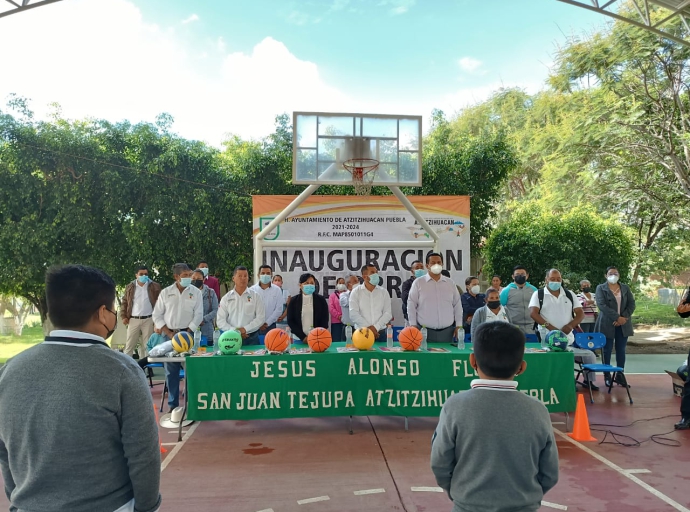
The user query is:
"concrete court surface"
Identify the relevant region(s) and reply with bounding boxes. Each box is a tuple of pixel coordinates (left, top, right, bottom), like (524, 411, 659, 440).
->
(2, 372, 690, 512)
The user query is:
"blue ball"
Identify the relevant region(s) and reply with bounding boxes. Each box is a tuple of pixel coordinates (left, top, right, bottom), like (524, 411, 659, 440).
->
(545, 330, 568, 352)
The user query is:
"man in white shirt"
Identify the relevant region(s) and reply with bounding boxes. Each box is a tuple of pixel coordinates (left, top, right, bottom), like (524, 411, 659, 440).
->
(529, 268, 598, 390)
(152, 263, 203, 410)
(120, 265, 162, 358)
(217, 266, 266, 345)
(339, 273, 361, 327)
(349, 264, 392, 342)
(249, 264, 283, 335)
(407, 252, 463, 343)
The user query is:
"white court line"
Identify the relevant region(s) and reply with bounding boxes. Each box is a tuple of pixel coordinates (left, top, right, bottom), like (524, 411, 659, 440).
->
(297, 496, 330, 505)
(161, 442, 178, 446)
(168, 430, 188, 434)
(554, 429, 690, 512)
(354, 488, 386, 495)
(551, 422, 566, 425)
(161, 422, 199, 472)
(256, 509, 275, 512)
(411, 486, 444, 492)
(541, 501, 568, 510)
(626, 469, 652, 474)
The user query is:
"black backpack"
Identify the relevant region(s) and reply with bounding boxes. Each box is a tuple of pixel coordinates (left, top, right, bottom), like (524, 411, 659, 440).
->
(532, 287, 576, 331)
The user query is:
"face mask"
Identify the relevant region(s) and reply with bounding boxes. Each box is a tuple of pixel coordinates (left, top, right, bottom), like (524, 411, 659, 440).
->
(192, 279, 204, 289)
(487, 300, 501, 310)
(470, 285, 481, 295)
(273, 282, 282, 288)
(514, 275, 527, 285)
(368, 273, 380, 286)
(200, 268, 209, 277)
(103, 308, 117, 339)
(259, 275, 272, 285)
(336, 284, 347, 291)
(414, 269, 427, 278)
(429, 264, 443, 275)
(582, 287, 591, 293)
(607, 275, 619, 285)
(180, 277, 192, 287)
(137, 275, 149, 284)
(548, 281, 561, 291)
(303, 284, 316, 295)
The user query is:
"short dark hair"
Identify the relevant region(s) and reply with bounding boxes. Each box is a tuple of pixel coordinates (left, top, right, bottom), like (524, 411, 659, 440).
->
(233, 265, 249, 276)
(473, 322, 525, 379)
(192, 268, 204, 276)
(273, 274, 282, 280)
(259, 264, 273, 272)
(426, 252, 443, 264)
(465, 275, 477, 286)
(172, 263, 191, 276)
(46, 265, 116, 329)
(492, 274, 501, 280)
(410, 260, 423, 268)
(197, 259, 208, 265)
(485, 287, 499, 298)
(299, 273, 316, 284)
(606, 266, 619, 273)
(361, 264, 377, 275)
(136, 265, 148, 273)
(513, 265, 527, 273)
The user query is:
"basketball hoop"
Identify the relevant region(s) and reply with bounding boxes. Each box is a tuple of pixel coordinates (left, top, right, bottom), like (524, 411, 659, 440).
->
(343, 158, 379, 196)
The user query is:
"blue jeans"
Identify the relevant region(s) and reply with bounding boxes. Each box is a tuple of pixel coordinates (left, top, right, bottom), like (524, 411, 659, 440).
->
(604, 326, 627, 377)
(164, 362, 183, 409)
(331, 323, 344, 342)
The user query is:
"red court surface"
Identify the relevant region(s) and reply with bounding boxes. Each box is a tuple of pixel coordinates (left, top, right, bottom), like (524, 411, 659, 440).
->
(2, 374, 690, 512)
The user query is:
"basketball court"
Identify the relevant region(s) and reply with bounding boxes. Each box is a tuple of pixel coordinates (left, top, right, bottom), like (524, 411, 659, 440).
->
(122, 373, 690, 511)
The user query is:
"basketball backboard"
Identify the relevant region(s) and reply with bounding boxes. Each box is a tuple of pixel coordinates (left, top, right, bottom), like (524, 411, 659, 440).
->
(292, 112, 423, 186)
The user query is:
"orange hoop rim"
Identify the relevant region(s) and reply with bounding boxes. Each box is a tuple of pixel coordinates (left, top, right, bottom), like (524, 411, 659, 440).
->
(343, 158, 380, 174)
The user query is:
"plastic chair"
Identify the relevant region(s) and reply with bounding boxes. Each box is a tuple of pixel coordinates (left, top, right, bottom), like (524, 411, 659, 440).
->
(573, 332, 632, 405)
(393, 326, 404, 341)
(463, 333, 471, 344)
(144, 362, 164, 388)
(259, 335, 266, 345)
(525, 333, 539, 344)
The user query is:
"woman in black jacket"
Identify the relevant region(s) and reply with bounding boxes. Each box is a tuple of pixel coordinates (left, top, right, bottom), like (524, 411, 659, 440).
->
(287, 273, 329, 342)
(594, 266, 636, 387)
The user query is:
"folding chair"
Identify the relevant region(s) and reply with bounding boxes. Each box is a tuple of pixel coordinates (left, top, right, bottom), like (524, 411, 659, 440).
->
(573, 332, 632, 405)
(144, 362, 164, 388)
(159, 368, 186, 413)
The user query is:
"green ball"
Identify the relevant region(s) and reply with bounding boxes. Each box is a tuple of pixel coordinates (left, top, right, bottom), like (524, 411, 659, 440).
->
(218, 330, 243, 355)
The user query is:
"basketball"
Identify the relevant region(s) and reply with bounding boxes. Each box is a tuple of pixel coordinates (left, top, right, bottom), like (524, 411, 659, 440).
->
(171, 331, 194, 353)
(307, 327, 332, 353)
(218, 330, 243, 355)
(265, 328, 290, 352)
(398, 326, 422, 351)
(545, 330, 568, 352)
(352, 327, 376, 351)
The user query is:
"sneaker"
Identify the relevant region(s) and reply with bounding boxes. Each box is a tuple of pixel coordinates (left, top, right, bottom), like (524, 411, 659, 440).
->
(605, 378, 613, 388)
(614, 374, 630, 388)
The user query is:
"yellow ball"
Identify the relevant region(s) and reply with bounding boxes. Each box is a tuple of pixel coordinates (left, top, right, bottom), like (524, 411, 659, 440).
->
(352, 328, 376, 350)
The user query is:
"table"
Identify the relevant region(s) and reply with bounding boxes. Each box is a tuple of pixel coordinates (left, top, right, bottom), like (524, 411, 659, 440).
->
(148, 356, 188, 441)
(184, 343, 576, 422)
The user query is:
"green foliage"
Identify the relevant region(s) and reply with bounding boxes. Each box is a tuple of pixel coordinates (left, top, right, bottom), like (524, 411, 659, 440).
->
(483, 202, 634, 288)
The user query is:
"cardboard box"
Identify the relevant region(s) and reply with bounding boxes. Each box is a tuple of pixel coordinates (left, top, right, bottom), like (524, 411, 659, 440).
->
(665, 370, 685, 397)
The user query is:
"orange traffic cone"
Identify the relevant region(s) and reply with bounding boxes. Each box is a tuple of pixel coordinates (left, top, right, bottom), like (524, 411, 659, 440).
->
(153, 404, 167, 453)
(568, 394, 597, 442)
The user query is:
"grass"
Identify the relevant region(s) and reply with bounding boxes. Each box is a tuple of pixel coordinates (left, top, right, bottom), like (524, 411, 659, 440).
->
(0, 325, 44, 364)
(632, 296, 688, 328)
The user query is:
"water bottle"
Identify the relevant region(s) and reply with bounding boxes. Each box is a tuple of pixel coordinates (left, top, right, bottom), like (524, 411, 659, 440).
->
(345, 324, 353, 346)
(284, 325, 292, 351)
(212, 330, 220, 352)
(386, 324, 393, 349)
(540, 331, 548, 350)
(193, 328, 201, 353)
(421, 326, 428, 351)
(457, 332, 465, 350)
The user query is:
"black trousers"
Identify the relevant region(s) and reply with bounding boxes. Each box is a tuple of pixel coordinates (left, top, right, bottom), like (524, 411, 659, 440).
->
(681, 379, 690, 418)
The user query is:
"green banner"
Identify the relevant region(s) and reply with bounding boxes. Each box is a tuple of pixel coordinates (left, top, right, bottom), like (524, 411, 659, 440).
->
(186, 343, 576, 421)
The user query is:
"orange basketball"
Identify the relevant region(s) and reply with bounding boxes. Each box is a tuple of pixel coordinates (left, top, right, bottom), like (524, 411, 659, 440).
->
(307, 327, 332, 353)
(398, 326, 422, 351)
(265, 328, 290, 352)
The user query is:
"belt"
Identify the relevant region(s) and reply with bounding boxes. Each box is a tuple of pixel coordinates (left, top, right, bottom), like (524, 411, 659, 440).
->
(131, 315, 152, 319)
(425, 324, 455, 332)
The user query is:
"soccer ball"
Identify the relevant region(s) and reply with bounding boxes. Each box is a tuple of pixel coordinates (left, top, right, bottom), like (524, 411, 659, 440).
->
(545, 330, 568, 352)
(218, 330, 243, 355)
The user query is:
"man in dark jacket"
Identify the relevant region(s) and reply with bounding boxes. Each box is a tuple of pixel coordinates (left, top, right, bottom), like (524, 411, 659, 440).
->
(401, 260, 425, 323)
(121, 265, 162, 357)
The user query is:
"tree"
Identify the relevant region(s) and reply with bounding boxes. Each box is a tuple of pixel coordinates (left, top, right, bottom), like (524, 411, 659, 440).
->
(482, 202, 635, 288)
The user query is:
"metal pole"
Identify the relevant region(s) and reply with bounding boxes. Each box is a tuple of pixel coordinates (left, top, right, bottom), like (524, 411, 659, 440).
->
(253, 184, 319, 283)
(388, 186, 440, 252)
(349, 415, 353, 435)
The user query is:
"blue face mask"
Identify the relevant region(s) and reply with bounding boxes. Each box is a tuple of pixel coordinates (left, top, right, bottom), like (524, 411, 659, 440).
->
(368, 273, 380, 286)
(259, 275, 272, 285)
(414, 269, 426, 278)
(137, 275, 149, 284)
(547, 281, 562, 291)
(180, 277, 192, 287)
(303, 284, 316, 295)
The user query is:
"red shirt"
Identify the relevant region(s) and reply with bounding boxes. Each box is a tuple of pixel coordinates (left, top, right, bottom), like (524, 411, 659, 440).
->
(204, 275, 221, 300)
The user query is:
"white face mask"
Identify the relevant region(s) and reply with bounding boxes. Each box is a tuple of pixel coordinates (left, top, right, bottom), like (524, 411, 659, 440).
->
(429, 264, 443, 275)
(607, 275, 619, 284)
(336, 284, 346, 291)
(470, 285, 480, 295)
